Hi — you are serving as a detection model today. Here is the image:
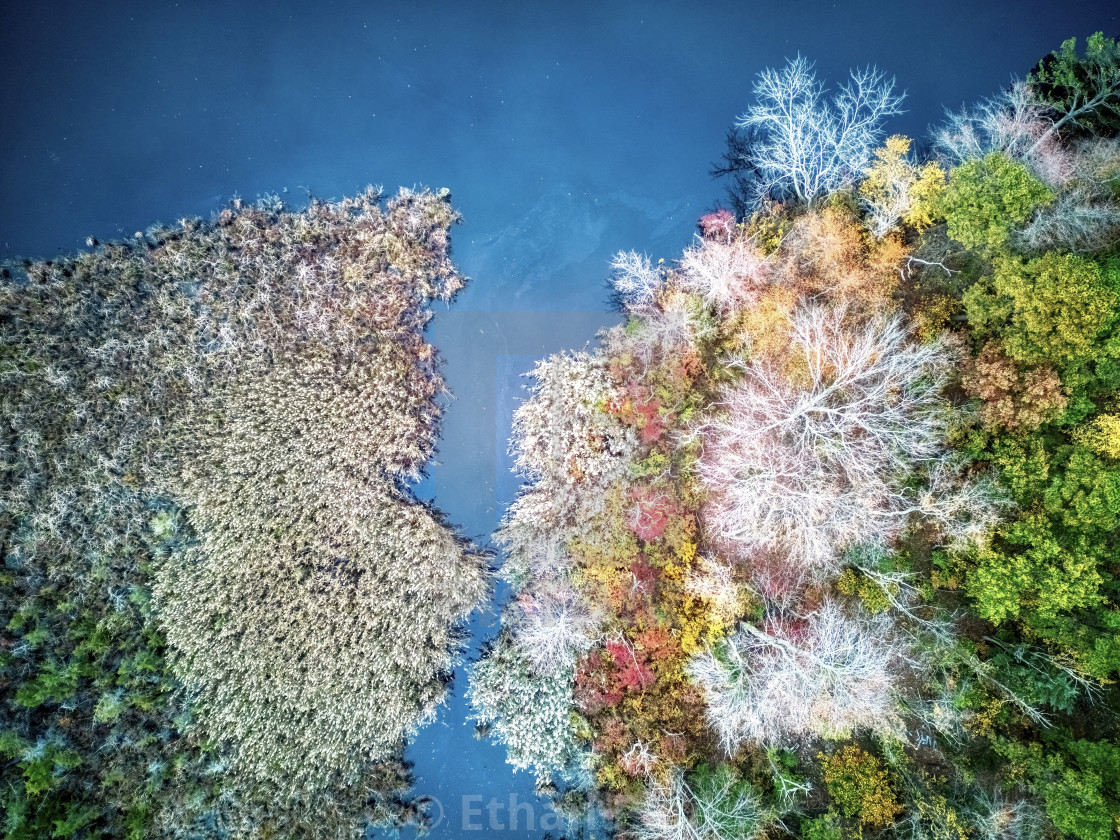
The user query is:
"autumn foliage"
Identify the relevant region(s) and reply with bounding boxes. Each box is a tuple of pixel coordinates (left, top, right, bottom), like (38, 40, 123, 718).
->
(472, 184, 1005, 833)
(476, 39, 1120, 838)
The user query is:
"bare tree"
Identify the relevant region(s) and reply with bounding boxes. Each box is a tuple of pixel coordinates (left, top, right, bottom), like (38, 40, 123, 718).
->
(643, 292, 716, 351)
(1013, 182, 1120, 253)
(512, 576, 603, 675)
(500, 536, 574, 589)
(598, 288, 713, 381)
(919, 460, 1009, 553)
(610, 250, 664, 310)
(631, 766, 768, 840)
(933, 82, 1075, 187)
(697, 304, 955, 574)
(678, 235, 771, 313)
(619, 740, 660, 779)
(733, 56, 904, 206)
(965, 790, 1046, 840)
(498, 352, 638, 556)
(688, 600, 906, 750)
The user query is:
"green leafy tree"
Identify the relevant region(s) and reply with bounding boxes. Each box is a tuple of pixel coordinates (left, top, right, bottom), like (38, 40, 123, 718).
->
(953, 420, 1120, 678)
(995, 736, 1120, 840)
(1024, 609, 1120, 683)
(988, 639, 1084, 715)
(800, 812, 844, 840)
(1076, 413, 1120, 459)
(1029, 32, 1120, 138)
(963, 252, 1117, 367)
(964, 440, 1119, 626)
(938, 152, 1054, 249)
(1041, 445, 1120, 535)
(966, 514, 1103, 624)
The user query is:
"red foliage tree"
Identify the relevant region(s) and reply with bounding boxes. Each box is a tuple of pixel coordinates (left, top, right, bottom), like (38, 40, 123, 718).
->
(608, 384, 670, 443)
(698, 209, 737, 240)
(575, 650, 624, 713)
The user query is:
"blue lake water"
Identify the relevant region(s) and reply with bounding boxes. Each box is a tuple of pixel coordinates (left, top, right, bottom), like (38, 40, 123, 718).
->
(1, 1, 1116, 837)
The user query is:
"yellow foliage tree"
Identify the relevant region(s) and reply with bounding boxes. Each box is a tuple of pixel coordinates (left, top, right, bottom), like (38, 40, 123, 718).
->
(859, 135, 947, 237)
(1074, 414, 1120, 460)
(821, 746, 904, 829)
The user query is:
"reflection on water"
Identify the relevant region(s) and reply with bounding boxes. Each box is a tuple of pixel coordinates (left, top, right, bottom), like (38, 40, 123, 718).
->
(459, 185, 696, 311)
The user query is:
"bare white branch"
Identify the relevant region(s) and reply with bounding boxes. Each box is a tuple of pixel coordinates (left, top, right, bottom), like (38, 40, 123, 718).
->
(511, 576, 603, 675)
(933, 81, 1075, 188)
(610, 250, 663, 308)
(631, 766, 767, 840)
(736, 56, 905, 204)
(678, 236, 770, 312)
(697, 304, 954, 574)
(689, 600, 906, 749)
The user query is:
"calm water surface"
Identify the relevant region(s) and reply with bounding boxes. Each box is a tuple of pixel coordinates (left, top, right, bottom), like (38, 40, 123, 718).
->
(2, 1, 1116, 836)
